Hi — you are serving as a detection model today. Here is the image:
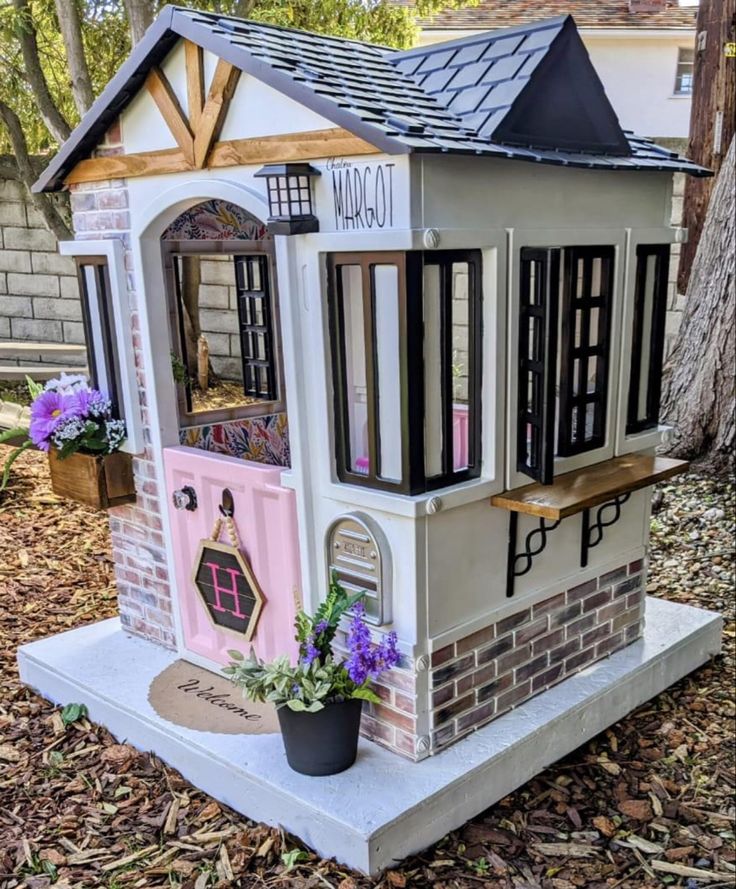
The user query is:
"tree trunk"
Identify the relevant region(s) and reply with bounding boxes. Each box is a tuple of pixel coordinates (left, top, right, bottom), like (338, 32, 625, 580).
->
(660, 137, 735, 475)
(12, 0, 71, 145)
(0, 101, 72, 242)
(122, 0, 155, 45)
(54, 0, 95, 117)
(677, 0, 736, 293)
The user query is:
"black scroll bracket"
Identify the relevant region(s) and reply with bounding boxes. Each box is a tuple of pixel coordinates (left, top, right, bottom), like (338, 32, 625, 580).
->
(580, 492, 631, 568)
(506, 511, 563, 599)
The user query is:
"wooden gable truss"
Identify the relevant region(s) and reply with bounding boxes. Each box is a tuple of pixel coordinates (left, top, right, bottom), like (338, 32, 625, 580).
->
(66, 40, 380, 187)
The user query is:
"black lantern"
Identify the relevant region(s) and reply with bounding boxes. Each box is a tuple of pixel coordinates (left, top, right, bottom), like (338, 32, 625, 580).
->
(255, 163, 321, 234)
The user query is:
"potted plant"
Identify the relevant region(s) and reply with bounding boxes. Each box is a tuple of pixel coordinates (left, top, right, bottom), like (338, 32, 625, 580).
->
(28, 374, 135, 509)
(225, 575, 401, 776)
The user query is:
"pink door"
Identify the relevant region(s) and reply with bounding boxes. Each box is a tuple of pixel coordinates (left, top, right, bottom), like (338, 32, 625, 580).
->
(163, 445, 301, 666)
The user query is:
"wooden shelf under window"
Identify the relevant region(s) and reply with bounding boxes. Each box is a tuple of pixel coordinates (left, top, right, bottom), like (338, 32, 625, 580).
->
(491, 455, 689, 521)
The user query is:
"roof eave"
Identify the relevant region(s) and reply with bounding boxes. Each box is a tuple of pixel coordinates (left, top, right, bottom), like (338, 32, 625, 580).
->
(33, 5, 408, 194)
(32, 8, 178, 193)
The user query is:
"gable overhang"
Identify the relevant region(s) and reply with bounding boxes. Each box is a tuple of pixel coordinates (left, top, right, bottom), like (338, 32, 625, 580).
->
(32, 7, 407, 194)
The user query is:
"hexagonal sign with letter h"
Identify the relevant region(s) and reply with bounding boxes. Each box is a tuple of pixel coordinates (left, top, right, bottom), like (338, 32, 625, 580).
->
(191, 539, 265, 641)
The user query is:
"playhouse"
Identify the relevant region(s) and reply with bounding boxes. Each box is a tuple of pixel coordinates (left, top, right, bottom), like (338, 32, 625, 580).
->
(20, 5, 722, 873)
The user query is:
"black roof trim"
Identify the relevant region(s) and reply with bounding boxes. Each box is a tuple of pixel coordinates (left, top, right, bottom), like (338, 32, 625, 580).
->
(33, 6, 710, 193)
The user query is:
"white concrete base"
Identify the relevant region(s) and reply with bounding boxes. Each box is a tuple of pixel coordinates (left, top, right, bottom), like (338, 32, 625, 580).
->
(18, 597, 721, 876)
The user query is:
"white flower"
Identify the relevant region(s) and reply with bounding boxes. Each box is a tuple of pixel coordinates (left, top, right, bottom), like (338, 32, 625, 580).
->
(105, 419, 127, 452)
(44, 373, 90, 395)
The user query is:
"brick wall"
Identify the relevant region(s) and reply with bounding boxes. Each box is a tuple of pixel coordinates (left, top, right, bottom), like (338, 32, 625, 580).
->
(67, 125, 177, 650)
(334, 560, 644, 763)
(0, 174, 84, 364)
(428, 561, 645, 754)
(332, 631, 421, 760)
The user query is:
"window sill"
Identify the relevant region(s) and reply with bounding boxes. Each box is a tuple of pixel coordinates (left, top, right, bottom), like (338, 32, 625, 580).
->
(322, 475, 503, 518)
(491, 454, 688, 521)
(669, 94, 692, 99)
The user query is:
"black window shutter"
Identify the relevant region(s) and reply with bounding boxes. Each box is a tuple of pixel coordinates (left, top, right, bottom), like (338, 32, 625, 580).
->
(626, 244, 670, 434)
(557, 246, 614, 456)
(234, 255, 277, 401)
(517, 248, 560, 484)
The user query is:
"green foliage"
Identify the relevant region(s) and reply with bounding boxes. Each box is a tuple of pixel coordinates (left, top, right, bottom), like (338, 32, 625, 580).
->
(170, 351, 189, 386)
(0, 374, 38, 494)
(295, 569, 364, 661)
(0, 433, 33, 493)
(225, 650, 376, 712)
(26, 375, 44, 399)
(0, 0, 478, 154)
(60, 702, 88, 726)
(280, 848, 309, 871)
(225, 575, 381, 711)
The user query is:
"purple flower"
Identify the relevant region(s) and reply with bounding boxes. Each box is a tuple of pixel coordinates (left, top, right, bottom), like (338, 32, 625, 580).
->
(301, 635, 320, 667)
(314, 619, 329, 636)
(29, 390, 72, 451)
(68, 388, 110, 420)
(344, 606, 401, 685)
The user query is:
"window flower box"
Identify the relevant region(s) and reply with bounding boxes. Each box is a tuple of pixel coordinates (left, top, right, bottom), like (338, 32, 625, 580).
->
(48, 449, 136, 509)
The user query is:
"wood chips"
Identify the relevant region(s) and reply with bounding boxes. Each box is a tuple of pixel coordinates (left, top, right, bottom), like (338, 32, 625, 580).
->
(0, 451, 734, 888)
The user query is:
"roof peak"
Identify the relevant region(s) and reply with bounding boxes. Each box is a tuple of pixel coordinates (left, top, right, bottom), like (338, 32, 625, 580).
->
(391, 14, 572, 58)
(33, 6, 709, 193)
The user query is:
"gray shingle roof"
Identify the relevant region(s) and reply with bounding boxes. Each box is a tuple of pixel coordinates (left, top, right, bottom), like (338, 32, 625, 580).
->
(33, 5, 708, 193)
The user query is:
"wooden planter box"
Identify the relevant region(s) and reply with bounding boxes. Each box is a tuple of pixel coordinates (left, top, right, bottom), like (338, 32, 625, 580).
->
(48, 450, 136, 509)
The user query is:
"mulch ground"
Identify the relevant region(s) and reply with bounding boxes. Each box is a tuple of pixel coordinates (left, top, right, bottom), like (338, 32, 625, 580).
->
(0, 451, 734, 889)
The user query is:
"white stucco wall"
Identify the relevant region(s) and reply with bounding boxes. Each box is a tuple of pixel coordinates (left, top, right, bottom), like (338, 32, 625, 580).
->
(417, 29, 695, 139)
(582, 33, 693, 138)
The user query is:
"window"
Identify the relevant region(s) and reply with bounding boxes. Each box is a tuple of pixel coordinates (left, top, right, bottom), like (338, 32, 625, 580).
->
(60, 238, 142, 454)
(626, 245, 670, 434)
(166, 247, 281, 424)
(518, 249, 560, 484)
(77, 257, 123, 417)
(328, 251, 482, 494)
(517, 246, 615, 483)
(674, 47, 694, 95)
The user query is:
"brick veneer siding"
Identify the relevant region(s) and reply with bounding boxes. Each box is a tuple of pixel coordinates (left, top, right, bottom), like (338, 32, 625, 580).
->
(332, 633, 420, 760)
(67, 124, 176, 649)
(332, 561, 644, 762)
(428, 561, 645, 753)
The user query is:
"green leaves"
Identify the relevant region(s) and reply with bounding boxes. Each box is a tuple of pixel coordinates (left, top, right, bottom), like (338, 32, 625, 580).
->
(352, 686, 381, 704)
(280, 848, 309, 871)
(0, 436, 32, 493)
(60, 702, 88, 726)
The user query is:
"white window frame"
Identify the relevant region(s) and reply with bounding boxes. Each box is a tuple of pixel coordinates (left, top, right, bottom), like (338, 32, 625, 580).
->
(614, 227, 678, 457)
(59, 238, 144, 454)
(674, 46, 695, 96)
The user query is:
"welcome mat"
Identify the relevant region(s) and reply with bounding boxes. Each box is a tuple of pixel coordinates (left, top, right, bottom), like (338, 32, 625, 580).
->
(148, 660, 280, 735)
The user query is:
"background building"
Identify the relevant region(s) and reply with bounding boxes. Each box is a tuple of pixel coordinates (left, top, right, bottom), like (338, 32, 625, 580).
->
(417, 0, 697, 140)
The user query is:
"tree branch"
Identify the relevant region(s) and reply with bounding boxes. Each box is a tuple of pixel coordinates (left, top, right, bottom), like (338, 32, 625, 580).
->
(122, 0, 154, 45)
(12, 0, 71, 144)
(0, 99, 72, 241)
(54, 0, 94, 117)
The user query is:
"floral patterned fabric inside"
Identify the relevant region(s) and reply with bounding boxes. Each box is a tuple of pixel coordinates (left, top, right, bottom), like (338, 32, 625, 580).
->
(179, 414, 290, 467)
(162, 199, 270, 241)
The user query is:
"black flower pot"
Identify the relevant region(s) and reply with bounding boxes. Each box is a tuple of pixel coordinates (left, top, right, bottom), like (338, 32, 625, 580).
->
(277, 699, 363, 776)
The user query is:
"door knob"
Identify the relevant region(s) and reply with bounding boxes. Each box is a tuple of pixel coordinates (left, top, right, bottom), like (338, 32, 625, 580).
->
(172, 485, 197, 511)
